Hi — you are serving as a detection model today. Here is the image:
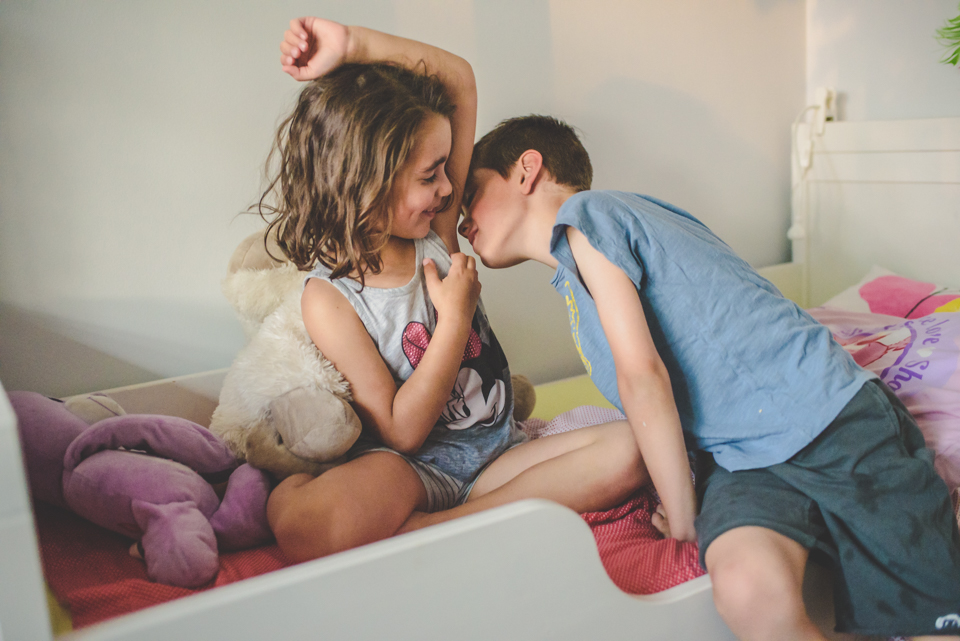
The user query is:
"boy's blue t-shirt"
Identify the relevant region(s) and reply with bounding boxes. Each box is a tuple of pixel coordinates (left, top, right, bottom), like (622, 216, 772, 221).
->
(549, 190, 875, 472)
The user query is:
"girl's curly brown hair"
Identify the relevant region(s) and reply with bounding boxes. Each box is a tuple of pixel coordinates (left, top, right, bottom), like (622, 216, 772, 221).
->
(259, 62, 455, 285)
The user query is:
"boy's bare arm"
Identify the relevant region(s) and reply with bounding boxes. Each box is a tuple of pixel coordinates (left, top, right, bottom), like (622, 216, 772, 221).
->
(565, 228, 697, 542)
(301, 258, 479, 454)
(280, 18, 476, 253)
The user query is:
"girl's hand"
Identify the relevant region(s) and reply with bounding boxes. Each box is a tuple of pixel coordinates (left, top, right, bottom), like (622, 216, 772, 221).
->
(423, 254, 480, 327)
(280, 17, 350, 81)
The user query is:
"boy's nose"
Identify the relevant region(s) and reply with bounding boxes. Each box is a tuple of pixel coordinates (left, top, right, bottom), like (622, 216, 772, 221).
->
(458, 217, 473, 238)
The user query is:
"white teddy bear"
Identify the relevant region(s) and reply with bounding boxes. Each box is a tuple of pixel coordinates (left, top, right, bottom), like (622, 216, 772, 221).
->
(209, 228, 537, 480)
(209, 230, 362, 479)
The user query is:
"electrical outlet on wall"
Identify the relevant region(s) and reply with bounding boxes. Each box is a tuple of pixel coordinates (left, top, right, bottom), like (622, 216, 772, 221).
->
(814, 87, 837, 134)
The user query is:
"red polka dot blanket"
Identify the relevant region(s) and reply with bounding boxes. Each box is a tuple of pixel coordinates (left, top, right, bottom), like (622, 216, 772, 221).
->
(38, 405, 704, 630)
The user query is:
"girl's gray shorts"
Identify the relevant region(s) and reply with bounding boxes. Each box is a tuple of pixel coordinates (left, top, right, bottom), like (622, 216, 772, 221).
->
(349, 431, 527, 513)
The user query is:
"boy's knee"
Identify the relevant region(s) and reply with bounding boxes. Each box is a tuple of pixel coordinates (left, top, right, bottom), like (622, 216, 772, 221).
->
(708, 550, 806, 636)
(710, 557, 769, 618)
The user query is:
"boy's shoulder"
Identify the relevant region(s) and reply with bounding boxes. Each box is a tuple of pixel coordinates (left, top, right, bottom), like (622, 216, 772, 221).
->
(557, 190, 635, 227)
(558, 191, 669, 232)
(561, 190, 708, 237)
(563, 189, 634, 208)
(561, 190, 673, 220)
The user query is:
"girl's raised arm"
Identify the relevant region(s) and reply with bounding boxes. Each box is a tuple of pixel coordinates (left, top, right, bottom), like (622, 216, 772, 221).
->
(280, 18, 477, 254)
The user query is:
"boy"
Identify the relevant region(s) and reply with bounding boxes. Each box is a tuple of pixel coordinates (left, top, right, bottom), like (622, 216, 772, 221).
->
(457, 115, 960, 640)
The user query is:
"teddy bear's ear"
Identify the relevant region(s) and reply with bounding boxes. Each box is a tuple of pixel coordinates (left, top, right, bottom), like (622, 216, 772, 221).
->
(222, 227, 304, 338)
(227, 227, 288, 276)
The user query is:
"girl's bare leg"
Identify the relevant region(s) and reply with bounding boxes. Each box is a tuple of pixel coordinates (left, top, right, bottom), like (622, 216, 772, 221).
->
(397, 420, 646, 533)
(268, 452, 427, 562)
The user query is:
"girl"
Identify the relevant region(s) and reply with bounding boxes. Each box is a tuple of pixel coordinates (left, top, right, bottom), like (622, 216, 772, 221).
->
(265, 17, 648, 562)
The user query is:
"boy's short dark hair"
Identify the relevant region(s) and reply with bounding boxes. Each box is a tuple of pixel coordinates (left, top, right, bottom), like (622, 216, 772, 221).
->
(468, 115, 593, 197)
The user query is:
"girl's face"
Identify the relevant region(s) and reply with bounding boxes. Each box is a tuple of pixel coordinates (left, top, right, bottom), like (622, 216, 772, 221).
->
(388, 114, 453, 239)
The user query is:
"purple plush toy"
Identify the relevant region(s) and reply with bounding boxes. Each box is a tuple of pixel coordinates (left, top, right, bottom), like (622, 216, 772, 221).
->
(10, 391, 273, 588)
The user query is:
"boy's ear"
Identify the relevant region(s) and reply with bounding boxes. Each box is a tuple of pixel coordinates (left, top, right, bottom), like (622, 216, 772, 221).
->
(517, 150, 544, 195)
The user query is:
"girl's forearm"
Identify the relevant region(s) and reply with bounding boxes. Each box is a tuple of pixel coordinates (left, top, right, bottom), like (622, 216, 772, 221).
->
(345, 26, 473, 90)
(382, 316, 473, 453)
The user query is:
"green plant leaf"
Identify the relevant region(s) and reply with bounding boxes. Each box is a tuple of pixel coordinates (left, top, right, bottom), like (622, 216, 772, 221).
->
(937, 3, 960, 66)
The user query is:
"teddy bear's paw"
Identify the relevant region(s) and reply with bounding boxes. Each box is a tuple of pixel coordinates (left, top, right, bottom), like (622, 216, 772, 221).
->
(511, 374, 537, 422)
(270, 386, 362, 461)
(244, 419, 341, 480)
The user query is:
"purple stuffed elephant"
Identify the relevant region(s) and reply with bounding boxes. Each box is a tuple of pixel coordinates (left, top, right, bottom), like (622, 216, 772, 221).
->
(10, 391, 273, 588)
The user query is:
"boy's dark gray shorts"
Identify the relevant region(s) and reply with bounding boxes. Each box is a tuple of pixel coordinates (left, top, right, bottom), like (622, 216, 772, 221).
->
(694, 380, 960, 637)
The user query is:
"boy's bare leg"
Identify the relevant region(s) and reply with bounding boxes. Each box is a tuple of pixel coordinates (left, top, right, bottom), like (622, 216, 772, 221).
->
(705, 526, 827, 641)
(397, 420, 646, 533)
(268, 452, 427, 562)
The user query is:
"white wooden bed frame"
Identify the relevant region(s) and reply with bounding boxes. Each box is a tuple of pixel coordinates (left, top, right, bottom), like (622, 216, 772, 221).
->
(1, 115, 958, 641)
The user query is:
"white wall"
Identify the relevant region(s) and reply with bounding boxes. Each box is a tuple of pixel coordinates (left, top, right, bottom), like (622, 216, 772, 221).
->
(807, 0, 960, 121)
(0, 0, 805, 396)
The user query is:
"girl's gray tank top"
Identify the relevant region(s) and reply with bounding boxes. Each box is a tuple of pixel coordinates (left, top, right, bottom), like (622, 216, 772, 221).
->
(304, 231, 524, 483)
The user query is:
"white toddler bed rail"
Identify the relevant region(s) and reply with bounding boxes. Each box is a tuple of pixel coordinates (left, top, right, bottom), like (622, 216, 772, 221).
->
(1, 369, 733, 641)
(2, 114, 958, 640)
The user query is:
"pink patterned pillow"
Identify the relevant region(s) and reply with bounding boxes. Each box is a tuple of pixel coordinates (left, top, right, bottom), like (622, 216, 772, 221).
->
(822, 265, 960, 318)
(808, 306, 960, 492)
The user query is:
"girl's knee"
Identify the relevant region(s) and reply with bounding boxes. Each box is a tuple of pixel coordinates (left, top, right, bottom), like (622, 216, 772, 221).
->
(266, 473, 313, 528)
(603, 422, 646, 493)
(267, 475, 360, 562)
(570, 422, 646, 508)
(273, 501, 358, 562)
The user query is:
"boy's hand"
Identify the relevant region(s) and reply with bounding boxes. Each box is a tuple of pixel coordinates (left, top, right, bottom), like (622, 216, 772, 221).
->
(651, 504, 672, 538)
(651, 503, 697, 542)
(280, 17, 350, 81)
(423, 254, 480, 327)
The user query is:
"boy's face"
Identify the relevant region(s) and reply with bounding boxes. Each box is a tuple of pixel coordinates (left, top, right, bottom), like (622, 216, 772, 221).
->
(459, 167, 523, 268)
